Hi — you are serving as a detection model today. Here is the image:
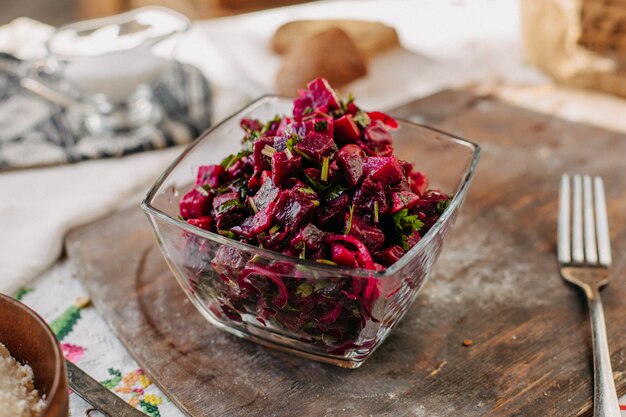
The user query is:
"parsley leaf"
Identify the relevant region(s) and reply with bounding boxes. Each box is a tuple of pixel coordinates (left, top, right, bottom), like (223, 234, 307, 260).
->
(392, 209, 424, 249)
(436, 196, 452, 214)
(392, 209, 424, 234)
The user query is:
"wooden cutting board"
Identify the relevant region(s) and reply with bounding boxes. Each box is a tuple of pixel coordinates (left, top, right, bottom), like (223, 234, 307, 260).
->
(66, 90, 626, 417)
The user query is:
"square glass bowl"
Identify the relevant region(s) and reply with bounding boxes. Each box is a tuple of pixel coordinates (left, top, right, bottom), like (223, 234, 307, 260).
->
(142, 96, 480, 368)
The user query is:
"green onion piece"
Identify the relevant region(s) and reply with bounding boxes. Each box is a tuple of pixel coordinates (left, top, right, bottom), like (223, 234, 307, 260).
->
(248, 196, 258, 214)
(316, 259, 338, 266)
(285, 148, 293, 160)
(320, 156, 330, 182)
(269, 224, 281, 234)
(195, 185, 209, 197)
(312, 200, 320, 207)
(300, 245, 306, 259)
(261, 145, 277, 158)
(374, 201, 379, 223)
(293, 147, 313, 162)
(345, 204, 355, 235)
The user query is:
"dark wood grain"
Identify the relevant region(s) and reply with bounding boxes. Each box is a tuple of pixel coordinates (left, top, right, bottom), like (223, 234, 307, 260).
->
(65, 90, 626, 417)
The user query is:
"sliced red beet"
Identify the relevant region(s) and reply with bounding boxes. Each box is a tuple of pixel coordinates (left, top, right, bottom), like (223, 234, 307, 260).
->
(331, 243, 357, 267)
(336, 145, 365, 188)
(196, 164, 225, 188)
(316, 193, 350, 230)
(375, 245, 405, 267)
(253, 138, 275, 173)
(353, 178, 389, 217)
(293, 116, 334, 138)
(367, 111, 398, 129)
(180, 188, 213, 219)
(390, 191, 420, 214)
(333, 114, 361, 144)
(272, 151, 302, 187)
(231, 201, 275, 238)
(409, 170, 429, 195)
(240, 118, 263, 132)
(289, 223, 328, 253)
(187, 216, 213, 231)
(307, 77, 340, 110)
(273, 190, 315, 232)
(363, 120, 393, 146)
(347, 216, 385, 252)
(294, 131, 338, 163)
(363, 156, 404, 186)
(253, 175, 279, 211)
(327, 234, 376, 270)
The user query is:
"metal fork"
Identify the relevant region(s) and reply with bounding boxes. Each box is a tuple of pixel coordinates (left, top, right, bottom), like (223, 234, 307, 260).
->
(558, 174, 621, 417)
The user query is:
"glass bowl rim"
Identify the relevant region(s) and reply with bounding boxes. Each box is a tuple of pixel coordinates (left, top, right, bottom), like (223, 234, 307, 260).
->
(141, 95, 481, 279)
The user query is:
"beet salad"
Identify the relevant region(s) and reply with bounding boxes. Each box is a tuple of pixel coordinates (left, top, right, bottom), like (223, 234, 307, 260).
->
(178, 78, 451, 352)
(180, 78, 450, 270)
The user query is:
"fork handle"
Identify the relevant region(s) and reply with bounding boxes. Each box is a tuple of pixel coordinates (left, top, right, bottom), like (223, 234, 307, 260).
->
(587, 288, 621, 417)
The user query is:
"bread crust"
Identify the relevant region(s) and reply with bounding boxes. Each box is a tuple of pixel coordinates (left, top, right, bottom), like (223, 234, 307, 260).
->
(272, 19, 400, 58)
(275, 27, 367, 96)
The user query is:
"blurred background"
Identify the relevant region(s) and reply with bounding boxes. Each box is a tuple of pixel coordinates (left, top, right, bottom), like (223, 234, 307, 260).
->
(0, 0, 313, 25)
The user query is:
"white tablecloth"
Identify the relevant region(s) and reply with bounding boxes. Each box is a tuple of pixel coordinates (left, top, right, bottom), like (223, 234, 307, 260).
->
(4, 0, 626, 415)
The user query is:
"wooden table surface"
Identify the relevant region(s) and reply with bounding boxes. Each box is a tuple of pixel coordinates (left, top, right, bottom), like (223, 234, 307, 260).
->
(66, 89, 626, 416)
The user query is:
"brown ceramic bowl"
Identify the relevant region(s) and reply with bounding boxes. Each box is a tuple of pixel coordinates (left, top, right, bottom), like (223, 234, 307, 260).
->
(0, 293, 68, 417)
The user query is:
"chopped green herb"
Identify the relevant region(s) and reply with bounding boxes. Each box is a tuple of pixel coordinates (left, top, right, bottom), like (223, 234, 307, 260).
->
(353, 111, 371, 129)
(217, 230, 237, 239)
(195, 185, 209, 196)
(247, 196, 258, 213)
(285, 148, 294, 159)
(217, 199, 245, 214)
(285, 133, 301, 151)
(320, 156, 330, 182)
(392, 208, 424, 234)
(302, 106, 314, 116)
(436, 196, 452, 214)
(392, 208, 424, 249)
(316, 259, 338, 266)
(221, 146, 252, 170)
(269, 224, 281, 234)
(297, 186, 317, 195)
(293, 146, 313, 162)
(261, 114, 282, 133)
(374, 201, 379, 223)
(345, 204, 355, 235)
(261, 144, 277, 158)
(314, 120, 329, 132)
(323, 184, 346, 201)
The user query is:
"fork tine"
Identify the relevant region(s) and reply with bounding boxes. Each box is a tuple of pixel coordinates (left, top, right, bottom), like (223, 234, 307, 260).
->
(594, 176, 612, 266)
(572, 175, 584, 263)
(558, 174, 571, 263)
(583, 175, 598, 263)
